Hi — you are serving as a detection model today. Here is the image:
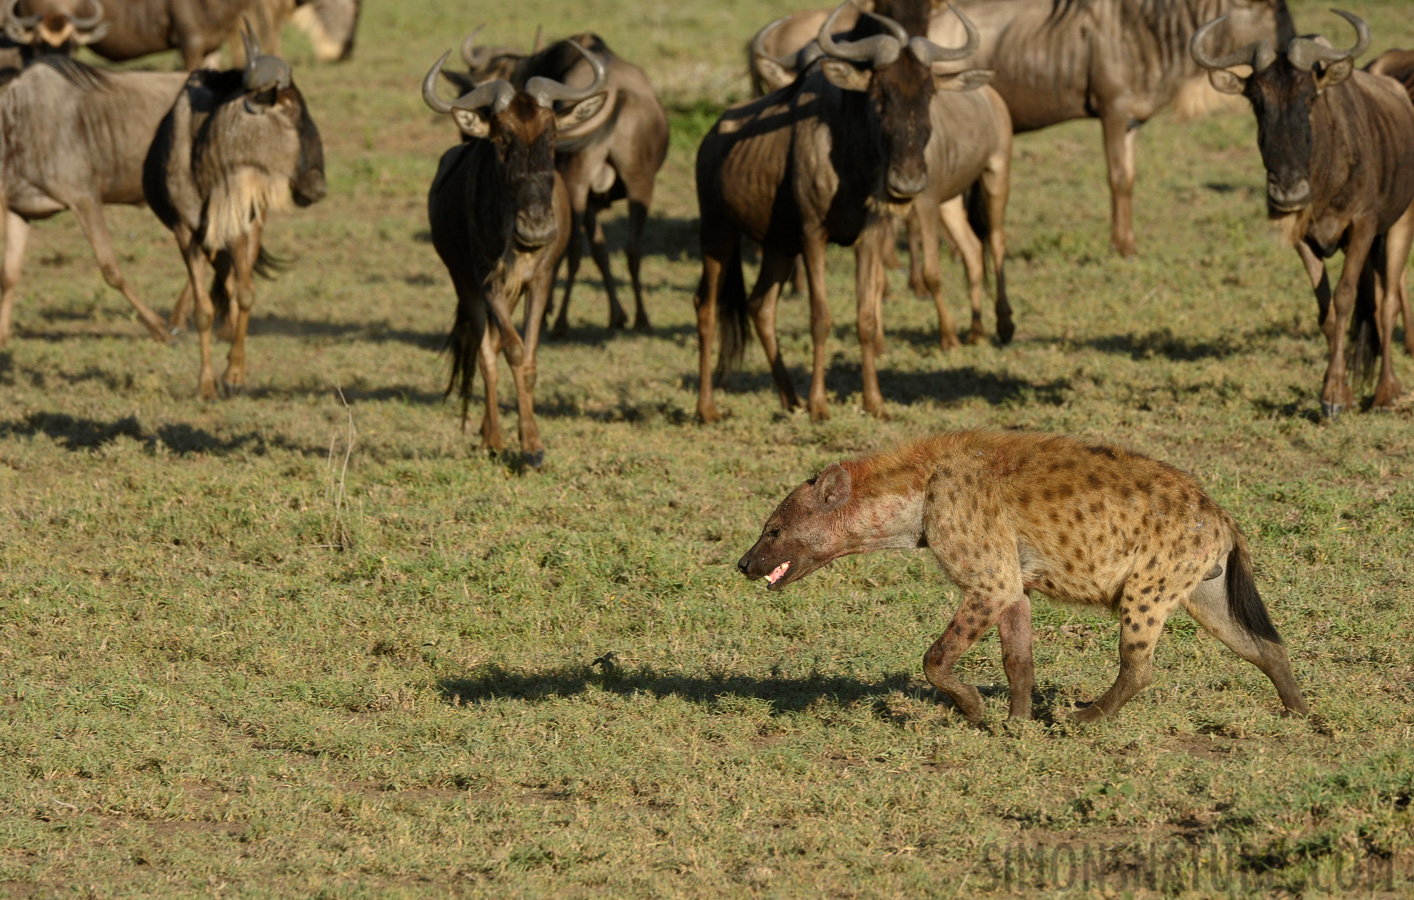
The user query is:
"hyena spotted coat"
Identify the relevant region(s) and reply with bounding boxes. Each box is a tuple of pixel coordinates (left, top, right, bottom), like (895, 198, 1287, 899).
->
(737, 430, 1309, 724)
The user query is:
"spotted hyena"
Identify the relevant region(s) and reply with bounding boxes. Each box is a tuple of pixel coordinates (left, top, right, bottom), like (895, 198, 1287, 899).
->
(737, 430, 1309, 723)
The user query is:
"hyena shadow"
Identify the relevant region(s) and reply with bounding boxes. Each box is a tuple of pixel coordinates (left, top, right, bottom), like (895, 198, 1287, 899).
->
(438, 664, 917, 717)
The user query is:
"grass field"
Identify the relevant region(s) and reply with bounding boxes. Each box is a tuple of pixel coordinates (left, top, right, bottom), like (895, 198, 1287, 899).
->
(2, 0, 1413, 896)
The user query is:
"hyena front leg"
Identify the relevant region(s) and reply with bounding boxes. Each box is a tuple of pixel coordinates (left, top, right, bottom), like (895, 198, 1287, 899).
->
(1074, 580, 1186, 723)
(923, 579, 1026, 724)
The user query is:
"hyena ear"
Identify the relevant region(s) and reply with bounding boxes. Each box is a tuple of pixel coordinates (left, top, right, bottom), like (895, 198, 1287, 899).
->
(815, 463, 852, 511)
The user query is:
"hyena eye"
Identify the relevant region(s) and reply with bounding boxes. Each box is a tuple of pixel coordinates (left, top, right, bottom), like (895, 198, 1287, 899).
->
(765, 527, 782, 539)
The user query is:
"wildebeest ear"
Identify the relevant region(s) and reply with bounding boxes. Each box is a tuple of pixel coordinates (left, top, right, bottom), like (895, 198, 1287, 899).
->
(819, 58, 874, 93)
(555, 91, 608, 129)
(440, 69, 476, 97)
(755, 57, 796, 93)
(1206, 68, 1246, 95)
(934, 68, 992, 92)
(1313, 57, 1354, 93)
(814, 463, 852, 512)
(452, 107, 493, 139)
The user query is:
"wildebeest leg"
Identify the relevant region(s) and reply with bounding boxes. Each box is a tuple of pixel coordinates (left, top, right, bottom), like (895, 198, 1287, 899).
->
(855, 221, 888, 418)
(802, 230, 832, 422)
(907, 205, 928, 299)
(0, 211, 30, 346)
(934, 195, 978, 349)
(881, 215, 901, 272)
(625, 198, 651, 331)
(70, 197, 171, 343)
(1316, 222, 1376, 419)
(1181, 567, 1308, 717)
(1382, 202, 1414, 360)
(747, 246, 800, 412)
(982, 146, 1013, 344)
(1101, 115, 1139, 258)
(583, 200, 628, 330)
(995, 593, 1034, 720)
(168, 281, 195, 334)
(180, 232, 221, 400)
(484, 280, 543, 467)
(478, 317, 504, 454)
(694, 249, 726, 423)
(550, 209, 584, 338)
(221, 226, 260, 393)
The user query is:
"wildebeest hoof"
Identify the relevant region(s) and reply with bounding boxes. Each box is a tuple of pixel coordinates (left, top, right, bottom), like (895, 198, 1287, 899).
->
(1320, 400, 1344, 420)
(997, 319, 1015, 345)
(1070, 703, 1107, 724)
(222, 381, 246, 397)
(522, 448, 545, 469)
(965, 328, 986, 345)
(633, 317, 651, 333)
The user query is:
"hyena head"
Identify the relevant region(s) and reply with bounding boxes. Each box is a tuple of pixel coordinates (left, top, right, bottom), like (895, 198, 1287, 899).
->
(737, 463, 852, 591)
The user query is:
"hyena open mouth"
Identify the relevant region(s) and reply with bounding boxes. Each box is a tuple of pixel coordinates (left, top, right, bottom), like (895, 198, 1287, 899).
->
(766, 561, 791, 585)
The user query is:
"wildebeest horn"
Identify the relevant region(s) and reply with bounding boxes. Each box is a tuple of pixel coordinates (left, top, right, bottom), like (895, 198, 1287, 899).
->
(818, 3, 903, 67)
(752, 16, 818, 74)
(1190, 15, 1276, 73)
(907, 4, 979, 64)
(241, 16, 261, 60)
(525, 39, 606, 107)
(68, 0, 103, 30)
(532, 24, 543, 53)
(423, 50, 516, 116)
(1286, 9, 1370, 72)
(459, 24, 489, 70)
(3, 0, 42, 43)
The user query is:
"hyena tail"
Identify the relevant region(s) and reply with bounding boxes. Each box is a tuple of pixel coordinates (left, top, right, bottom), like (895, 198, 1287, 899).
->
(712, 240, 749, 386)
(1225, 535, 1282, 645)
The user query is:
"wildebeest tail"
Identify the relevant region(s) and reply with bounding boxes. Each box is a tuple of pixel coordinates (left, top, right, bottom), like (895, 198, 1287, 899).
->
(1347, 236, 1382, 385)
(1225, 533, 1282, 645)
(252, 247, 285, 280)
(712, 240, 749, 385)
(445, 293, 487, 426)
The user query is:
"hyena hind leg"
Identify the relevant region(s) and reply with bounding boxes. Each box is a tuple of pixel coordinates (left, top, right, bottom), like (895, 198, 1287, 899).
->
(1074, 587, 1182, 723)
(996, 594, 1035, 720)
(1181, 574, 1309, 716)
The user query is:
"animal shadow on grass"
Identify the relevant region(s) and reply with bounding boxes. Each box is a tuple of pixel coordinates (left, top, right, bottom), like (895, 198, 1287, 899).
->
(1078, 321, 1303, 362)
(693, 364, 1070, 412)
(0, 410, 324, 456)
(438, 664, 915, 717)
(439, 664, 1063, 728)
(244, 313, 444, 350)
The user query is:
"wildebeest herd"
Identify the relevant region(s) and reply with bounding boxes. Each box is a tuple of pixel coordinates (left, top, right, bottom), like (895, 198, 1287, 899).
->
(2, 0, 1411, 457)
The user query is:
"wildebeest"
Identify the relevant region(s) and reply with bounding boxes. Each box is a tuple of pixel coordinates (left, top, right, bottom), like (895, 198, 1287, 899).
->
(454, 31, 668, 336)
(144, 31, 326, 398)
(233, 0, 361, 65)
(0, 54, 187, 346)
(1192, 10, 1414, 417)
(3, 0, 105, 56)
(1365, 48, 1414, 356)
(754, 0, 1291, 257)
(737, 430, 1309, 723)
(422, 43, 608, 467)
(694, 4, 1009, 423)
(17, 0, 257, 69)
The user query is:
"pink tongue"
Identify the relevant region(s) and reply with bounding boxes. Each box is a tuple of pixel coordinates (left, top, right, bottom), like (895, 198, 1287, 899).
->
(766, 561, 790, 584)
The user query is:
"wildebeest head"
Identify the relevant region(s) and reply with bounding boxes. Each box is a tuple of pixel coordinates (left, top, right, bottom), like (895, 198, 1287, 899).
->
(737, 463, 856, 591)
(422, 42, 608, 249)
(783, 3, 986, 202)
(1192, 9, 1369, 215)
(4, 0, 107, 53)
(239, 27, 327, 208)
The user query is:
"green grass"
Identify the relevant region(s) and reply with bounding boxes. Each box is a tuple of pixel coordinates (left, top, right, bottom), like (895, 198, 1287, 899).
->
(2, 0, 1413, 897)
